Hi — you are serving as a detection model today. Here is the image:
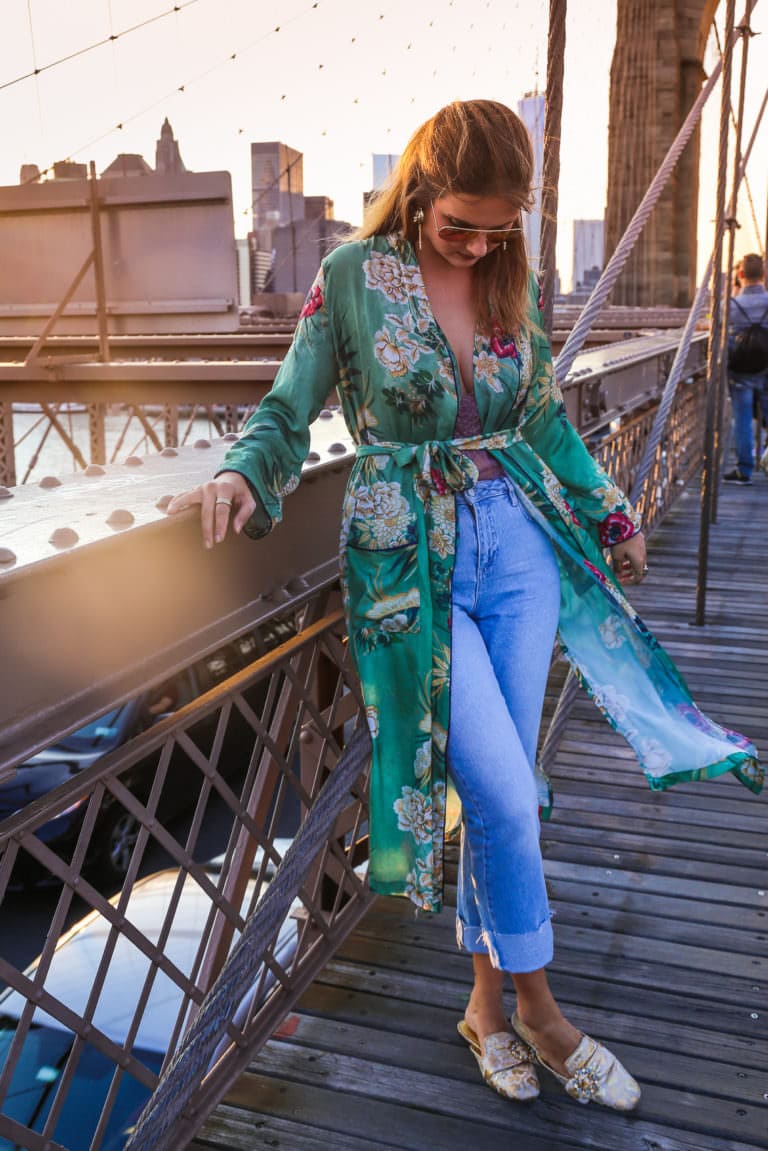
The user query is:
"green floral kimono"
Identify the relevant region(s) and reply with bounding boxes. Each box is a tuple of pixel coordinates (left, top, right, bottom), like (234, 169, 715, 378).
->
(222, 234, 763, 913)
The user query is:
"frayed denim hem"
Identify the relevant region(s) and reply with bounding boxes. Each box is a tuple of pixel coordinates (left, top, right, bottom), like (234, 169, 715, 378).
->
(456, 914, 554, 973)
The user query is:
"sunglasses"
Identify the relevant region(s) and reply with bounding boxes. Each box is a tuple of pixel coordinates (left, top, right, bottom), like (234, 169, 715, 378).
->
(430, 201, 522, 244)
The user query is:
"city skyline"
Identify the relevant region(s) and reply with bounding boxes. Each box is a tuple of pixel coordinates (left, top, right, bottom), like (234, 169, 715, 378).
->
(2, 0, 766, 292)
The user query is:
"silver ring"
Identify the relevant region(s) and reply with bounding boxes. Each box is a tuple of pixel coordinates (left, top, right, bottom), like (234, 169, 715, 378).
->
(215, 497, 233, 508)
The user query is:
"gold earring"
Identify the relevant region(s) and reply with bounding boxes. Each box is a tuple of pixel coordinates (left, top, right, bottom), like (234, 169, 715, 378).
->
(413, 207, 424, 251)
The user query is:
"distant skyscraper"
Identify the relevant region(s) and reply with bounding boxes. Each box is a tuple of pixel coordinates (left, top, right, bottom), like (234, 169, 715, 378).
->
(155, 118, 186, 174)
(517, 91, 545, 269)
(251, 142, 304, 234)
(372, 154, 400, 190)
(573, 220, 605, 289)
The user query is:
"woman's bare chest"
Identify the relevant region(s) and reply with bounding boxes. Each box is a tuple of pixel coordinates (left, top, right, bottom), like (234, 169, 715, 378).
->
(418, 277, 476, 393)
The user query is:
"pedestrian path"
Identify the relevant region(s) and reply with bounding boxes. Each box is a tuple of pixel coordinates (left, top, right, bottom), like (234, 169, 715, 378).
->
(192, 473, 768, 1151)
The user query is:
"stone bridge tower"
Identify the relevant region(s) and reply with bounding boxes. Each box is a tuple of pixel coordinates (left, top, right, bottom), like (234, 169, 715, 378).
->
(605, 0, 719, 306)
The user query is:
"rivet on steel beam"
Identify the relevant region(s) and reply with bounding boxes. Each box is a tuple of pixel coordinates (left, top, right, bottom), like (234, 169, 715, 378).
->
(221, 432, 239, 441)
(287, 576, 310, 593)
(39, 475, 62, 488)
(107, 509, 135, 529)
(0, 487, 13, 499)
(328, 443, 346, 454)
(84, 464, 106, 476)
(155, 494, 174, 511)
(194, 439, 212, 449)
(306, 451, 321, 462)
(161, 447, 178, 458)
(49, 527, 79, 549)
(299, 726, 314, 743)
(319, 409, 333, 419)
(124, 456, 144, 467)
(0, 548, 17, 565)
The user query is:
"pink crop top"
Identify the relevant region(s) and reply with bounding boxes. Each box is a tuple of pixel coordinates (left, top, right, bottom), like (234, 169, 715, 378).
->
(453, 391, 504, 480)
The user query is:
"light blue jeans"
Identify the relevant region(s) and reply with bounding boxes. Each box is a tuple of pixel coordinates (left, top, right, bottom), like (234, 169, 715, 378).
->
(447, 477, 561, 973)
(730, 374, 768, 478)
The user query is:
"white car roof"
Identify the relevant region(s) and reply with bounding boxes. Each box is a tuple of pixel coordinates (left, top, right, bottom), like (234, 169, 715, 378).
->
(0, 860, 298, 1054)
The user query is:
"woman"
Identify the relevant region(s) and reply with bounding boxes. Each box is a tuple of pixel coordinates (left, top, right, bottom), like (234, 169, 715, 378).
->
(169, 100, 762, 1111)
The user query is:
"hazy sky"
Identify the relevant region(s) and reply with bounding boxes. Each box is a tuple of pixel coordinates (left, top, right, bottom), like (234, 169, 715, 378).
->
(1, 0, 765, 291)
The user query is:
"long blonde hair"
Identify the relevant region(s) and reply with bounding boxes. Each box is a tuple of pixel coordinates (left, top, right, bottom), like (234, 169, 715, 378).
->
(355, 100, 535, 335)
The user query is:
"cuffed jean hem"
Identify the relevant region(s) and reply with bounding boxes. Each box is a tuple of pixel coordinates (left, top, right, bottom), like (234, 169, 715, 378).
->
(456, 914, 554, 973)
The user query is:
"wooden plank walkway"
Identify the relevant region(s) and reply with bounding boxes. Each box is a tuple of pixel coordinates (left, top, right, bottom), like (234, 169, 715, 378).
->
(193, 473, 768, 1151)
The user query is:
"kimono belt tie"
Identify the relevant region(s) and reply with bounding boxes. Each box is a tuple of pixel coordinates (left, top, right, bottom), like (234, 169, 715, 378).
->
(356, 428, 523, 494)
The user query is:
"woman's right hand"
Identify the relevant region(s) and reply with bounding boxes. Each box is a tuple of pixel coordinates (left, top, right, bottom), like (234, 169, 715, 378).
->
(166, 471, 257, 549)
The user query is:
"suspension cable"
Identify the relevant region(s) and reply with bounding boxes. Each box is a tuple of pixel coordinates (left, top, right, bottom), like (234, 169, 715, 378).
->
(553, 0, 759, 384)
(20, 0, 326, 184)
(539, 0, 566, 337)
(541, 0, 760, 777)
(0, 1, 202, 93)
(696, 0, 738, 624)
(631, 53, 768, 508)
(713, 18, 764, 253)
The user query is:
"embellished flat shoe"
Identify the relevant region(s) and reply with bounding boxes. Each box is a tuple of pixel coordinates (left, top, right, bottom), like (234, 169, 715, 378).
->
(511, 1013, 640, 1111)
(457, 1020, 540, 1101)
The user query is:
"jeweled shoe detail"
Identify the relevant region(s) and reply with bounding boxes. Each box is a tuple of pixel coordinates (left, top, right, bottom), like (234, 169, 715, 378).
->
(511, 1013, 641, 1112)
(457, 1020, 540, 1101)
(569, 1062, 601, 1102)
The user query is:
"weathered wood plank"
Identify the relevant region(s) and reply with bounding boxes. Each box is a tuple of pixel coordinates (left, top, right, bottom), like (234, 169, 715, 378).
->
(313, 954, 765, 1065)
(192, 1106, 397, 1151)
(363, 883, 767, 947)
(551, 776, 767, 822)
(230, 1036, 768, 1147)
(335, 931, 768, 1013)
(358, 886, 766, 957)
(539, 839, 762, 889)
(547, 805, 768, 850)
(275, 1012, 766, 1110)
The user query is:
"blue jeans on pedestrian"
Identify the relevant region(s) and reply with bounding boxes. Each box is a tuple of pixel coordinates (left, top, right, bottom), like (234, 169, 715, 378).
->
(447, 477, 561, 974)
(730, 374, 768, 478)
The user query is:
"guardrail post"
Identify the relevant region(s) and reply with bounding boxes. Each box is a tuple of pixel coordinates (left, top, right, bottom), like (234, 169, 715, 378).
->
(0, 403, 16, 486)
(88, 402, 107, 465)
(88, 161, 110, 364)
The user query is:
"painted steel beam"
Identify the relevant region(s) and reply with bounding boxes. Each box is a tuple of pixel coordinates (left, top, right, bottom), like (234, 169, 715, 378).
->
(0, 333, 293, 364)
(0, 412, 354, 778)
(0, 330, 707, 412)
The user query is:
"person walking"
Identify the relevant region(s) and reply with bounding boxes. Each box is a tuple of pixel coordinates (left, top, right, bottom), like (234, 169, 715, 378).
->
(724, 252, 768, 484)
(169, 101, 762, 1113)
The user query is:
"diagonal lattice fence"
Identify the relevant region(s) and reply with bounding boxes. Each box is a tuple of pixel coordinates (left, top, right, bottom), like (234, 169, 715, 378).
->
(0, 591, 373, 1151)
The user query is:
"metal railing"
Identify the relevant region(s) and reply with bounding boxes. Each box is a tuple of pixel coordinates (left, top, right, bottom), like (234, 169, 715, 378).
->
(588, 374, 706, 534)
(0, 590, 374, 1151)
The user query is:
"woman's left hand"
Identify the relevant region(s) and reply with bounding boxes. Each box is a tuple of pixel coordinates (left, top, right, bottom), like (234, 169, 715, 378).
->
(611, 531, 648, 584)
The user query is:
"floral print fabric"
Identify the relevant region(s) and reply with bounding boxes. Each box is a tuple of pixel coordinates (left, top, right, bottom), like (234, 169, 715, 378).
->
(221, 234, 763, 913)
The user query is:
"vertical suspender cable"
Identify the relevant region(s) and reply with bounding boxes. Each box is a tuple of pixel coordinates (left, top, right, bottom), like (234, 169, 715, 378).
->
(88, 161, 110, 364)
(554, 0, 758, 385)
(713, 16, 753, 520)
(536, 0, 580, 791)
(543, 0, 759, 773)
(695, 0, 736, 626)
(630, 83, 768, 514)
(539, 0, 566, 339)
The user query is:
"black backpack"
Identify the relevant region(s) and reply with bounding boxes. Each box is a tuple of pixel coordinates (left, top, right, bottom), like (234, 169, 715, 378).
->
(728, 298, 768, 374)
